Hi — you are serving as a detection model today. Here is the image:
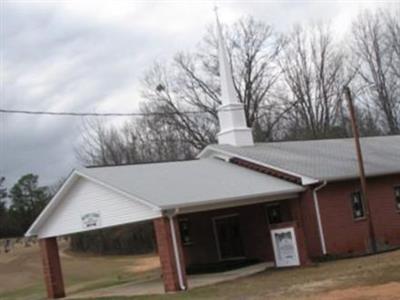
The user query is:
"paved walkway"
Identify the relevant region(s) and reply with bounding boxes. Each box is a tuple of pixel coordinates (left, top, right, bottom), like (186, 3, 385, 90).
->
(68, 262, 272, 299)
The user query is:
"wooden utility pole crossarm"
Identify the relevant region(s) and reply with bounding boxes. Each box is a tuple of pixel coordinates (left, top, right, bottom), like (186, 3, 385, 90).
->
(343, 86, 377, 253)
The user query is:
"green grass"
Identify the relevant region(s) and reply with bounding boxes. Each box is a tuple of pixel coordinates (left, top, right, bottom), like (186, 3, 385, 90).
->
(0, 285, 46, 300)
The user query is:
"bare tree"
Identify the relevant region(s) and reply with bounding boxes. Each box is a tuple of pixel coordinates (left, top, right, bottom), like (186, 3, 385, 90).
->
(75, 17, 286, 165)
(141, 17, 284, 145)
(386, 7, 400, 81)
(132, 102, 197, 161)
(351, 9, 400, 134)
(141, 63, 218, 150)
(75, 115, 196, 166)
(75, 118, 141, 166)
(278, 24, 351, 139)
(76, 11, 397, 168)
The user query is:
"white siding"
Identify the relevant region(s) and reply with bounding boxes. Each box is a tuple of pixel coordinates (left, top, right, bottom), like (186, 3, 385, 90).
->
(36, 177, 161, 238)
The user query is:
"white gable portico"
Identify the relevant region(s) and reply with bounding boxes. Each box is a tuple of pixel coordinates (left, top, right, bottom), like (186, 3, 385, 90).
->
(26, 172, 161, 239)
(27, 159, 303, 239)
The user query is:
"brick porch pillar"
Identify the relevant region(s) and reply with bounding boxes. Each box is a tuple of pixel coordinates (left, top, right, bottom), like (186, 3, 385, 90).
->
(153, 217, 187, 292)
(39, 237, 65, 299)
(293, 223, 312, 266)
(290, 198, 312, 266)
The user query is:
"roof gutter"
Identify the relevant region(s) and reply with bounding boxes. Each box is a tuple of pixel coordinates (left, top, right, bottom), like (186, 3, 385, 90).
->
(165, 209, 187, 291)
(312, 181, 328, 255)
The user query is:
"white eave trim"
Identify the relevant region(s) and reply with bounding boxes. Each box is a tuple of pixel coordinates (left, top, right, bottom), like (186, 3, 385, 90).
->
(161, 190, 303, 214)
(25, 169, 161, 237)
(198, 146, 319, 186)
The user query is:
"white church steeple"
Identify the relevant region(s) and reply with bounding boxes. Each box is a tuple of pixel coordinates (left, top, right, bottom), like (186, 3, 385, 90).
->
(215, 10, 253, 146)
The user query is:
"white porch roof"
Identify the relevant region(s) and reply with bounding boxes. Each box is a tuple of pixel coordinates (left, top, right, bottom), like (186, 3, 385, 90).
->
(79, 158, 304, 209)
(26, 158, 303, 238)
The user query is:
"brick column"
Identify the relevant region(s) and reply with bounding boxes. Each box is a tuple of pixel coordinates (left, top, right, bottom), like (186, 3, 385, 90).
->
(153, 217, 187, 292)
(293, 223, 312, 266)
(290, 198, 312, 265)
(39, 237, 65, 299)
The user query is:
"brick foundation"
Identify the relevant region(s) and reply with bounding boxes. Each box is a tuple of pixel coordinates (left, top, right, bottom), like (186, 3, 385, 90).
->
(39, 237, 65, 299)
(153, 217, 187, 292)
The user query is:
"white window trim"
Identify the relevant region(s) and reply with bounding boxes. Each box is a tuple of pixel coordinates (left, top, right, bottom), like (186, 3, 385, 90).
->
(351, 191, 366, 221)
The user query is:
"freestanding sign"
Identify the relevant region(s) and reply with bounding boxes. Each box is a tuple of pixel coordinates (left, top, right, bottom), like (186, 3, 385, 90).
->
(271, 227, 300, 267)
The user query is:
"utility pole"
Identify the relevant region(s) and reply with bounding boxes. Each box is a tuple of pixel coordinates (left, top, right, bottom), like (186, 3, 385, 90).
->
(343, 86, 377, 253)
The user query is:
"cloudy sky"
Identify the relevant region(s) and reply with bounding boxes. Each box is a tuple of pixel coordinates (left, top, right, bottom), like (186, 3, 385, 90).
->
(0, 0, 392, 190)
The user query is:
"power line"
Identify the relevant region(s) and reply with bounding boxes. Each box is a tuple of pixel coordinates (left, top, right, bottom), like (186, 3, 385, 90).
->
(0, 107, 245, 117)
(0, 108, 201, 117)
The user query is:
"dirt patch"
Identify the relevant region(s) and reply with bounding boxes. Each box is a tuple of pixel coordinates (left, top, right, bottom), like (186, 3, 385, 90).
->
(314, 282, 400, 300)
(124, 256, 160, 273)
(290, 278, 337, 293)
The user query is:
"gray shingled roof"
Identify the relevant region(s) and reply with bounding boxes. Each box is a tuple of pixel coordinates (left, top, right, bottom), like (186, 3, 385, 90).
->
(79, 158, 304, 209)
(204, 135, 400, 182)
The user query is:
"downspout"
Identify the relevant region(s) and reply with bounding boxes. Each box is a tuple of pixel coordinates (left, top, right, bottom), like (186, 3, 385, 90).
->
(167, 210, 187, 291)
(312, 181, 328, 255)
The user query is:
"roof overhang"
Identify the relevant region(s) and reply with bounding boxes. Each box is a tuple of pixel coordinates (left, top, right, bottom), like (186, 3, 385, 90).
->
(198, 146, 320, 186)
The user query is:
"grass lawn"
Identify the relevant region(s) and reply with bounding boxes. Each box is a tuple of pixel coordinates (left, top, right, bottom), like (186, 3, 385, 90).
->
(78, 249, 400, 300)
(1, 239, 400, 300)
(0, 240, 161, 300)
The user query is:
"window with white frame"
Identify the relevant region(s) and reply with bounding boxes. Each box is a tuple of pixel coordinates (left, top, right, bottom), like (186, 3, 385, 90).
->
(351, 191, 365, 219)
(394, 186, 400, 211)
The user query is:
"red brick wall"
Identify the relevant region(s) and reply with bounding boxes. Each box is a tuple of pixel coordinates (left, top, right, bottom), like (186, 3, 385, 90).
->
(299, 189, 325, 258)
(315, 174, 400, 256)
(294, 222, 312, 265)
(169, 174, 399, 268)
(365, 175, 400, 249)
(179, 200, 304, 267)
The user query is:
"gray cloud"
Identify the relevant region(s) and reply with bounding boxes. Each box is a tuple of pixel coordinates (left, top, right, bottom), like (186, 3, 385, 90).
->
(0, 0, 388, 189)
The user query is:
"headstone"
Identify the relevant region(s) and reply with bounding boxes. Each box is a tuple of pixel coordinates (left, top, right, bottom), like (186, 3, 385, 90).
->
(4, 239, 11, 253)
